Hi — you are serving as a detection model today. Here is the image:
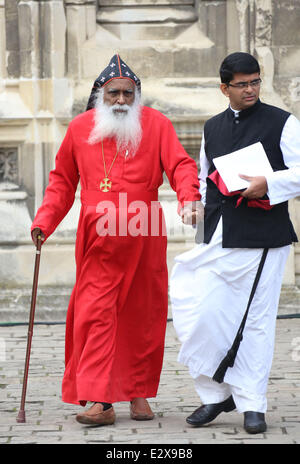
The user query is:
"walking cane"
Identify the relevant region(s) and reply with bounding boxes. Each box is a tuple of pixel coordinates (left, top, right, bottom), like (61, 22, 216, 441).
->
(16, 233, 42, 423)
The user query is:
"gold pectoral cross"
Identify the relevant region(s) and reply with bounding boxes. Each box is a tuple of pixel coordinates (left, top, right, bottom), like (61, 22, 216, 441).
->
(100, 141, 119, 193)
(100, 177, 112, 192)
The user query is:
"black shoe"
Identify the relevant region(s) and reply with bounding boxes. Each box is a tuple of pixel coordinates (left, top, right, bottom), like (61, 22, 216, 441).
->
(244, 411, 267, 434)
(186, 395, 236, 427)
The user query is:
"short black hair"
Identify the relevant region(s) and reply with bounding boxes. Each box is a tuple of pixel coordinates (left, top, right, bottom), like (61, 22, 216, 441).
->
(219, 52, 260, 84)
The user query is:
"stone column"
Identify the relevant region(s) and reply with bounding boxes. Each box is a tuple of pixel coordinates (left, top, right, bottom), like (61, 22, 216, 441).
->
(4, 0, 20, 78)
(16, 0, 66, 80)
(0, 0, 76, 290)
(0, 0, 6, 80)
(227, 0, 255, 53)
(17, 0, 38, 79)
(12, 1, 69, 211)
(226, 0, 242, 53)
(65, 0, 97, 81)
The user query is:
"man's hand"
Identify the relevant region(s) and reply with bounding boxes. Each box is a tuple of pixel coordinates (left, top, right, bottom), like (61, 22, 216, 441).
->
(31, 228, 45, 247)
(239, 174, 268, 199)
(180, 201, 204, 225)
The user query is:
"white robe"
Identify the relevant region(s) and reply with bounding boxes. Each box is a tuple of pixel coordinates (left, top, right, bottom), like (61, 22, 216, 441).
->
(170, 113, 300, 412)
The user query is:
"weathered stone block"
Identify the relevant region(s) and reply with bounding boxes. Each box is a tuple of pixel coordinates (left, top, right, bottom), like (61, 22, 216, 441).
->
(39, 2, 54, 78)
(0, 1, 6, 79)
(19, 51, 33, 79)
(86, 4, 97, 39)
(273, 46, 300, 77)
(173, 46, 224, 77)
(198, 0, 226, 47)
(18, 143, 35, 216)
(66, 5, 87, 78)
(5, 0, 19, 51)
(5, 0, 20, 77)
(98, 6, 197, 23)
(6, 51, 20, 78)
(102, 22, 194, 41)
(18, 1, 40, 78)
(99, 1, 194, 4)
(273, 0, 300, 46)
(18, 4, 32, 51)
(0, 244, 76, 287)
(0, 188, 32, 243)
(120, 48, 174, 79)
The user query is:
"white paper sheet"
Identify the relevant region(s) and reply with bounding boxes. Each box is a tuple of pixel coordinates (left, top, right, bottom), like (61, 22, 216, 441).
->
(212, 142, 273, 192)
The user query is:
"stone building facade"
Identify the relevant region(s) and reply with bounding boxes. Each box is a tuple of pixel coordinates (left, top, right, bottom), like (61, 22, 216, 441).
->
(1, 0, 300, 290)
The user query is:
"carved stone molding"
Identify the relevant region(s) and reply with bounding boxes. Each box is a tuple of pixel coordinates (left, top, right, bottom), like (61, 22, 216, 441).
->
(255, 0, 273, 48)
(0, 147, 18, 185)
(97, 0, 197, 40)
(98, 1, 195, 5)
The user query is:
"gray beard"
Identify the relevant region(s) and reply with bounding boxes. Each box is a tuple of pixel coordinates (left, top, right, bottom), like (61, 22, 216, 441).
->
(88, 89, 142, 156)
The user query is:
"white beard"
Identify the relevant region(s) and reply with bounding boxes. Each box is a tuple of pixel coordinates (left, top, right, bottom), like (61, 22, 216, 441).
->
(88, 88, 142, 156)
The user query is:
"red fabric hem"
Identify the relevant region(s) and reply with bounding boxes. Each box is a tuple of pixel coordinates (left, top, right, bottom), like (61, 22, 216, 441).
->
(62, 387, 159, 407)
(208, 170, 273, 210)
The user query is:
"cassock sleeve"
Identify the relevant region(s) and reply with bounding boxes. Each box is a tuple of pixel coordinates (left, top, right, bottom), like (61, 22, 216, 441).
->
(266, 114, 300, 205)
(31, 124, 80, 241)
(159, 117, 201, 212)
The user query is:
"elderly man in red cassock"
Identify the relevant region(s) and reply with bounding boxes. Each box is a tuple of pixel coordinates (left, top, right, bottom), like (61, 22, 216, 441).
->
(31, 55, 203, 426)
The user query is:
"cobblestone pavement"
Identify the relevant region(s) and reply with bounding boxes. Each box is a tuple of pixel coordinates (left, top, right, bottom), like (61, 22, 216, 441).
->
(0, 318, 299, 445)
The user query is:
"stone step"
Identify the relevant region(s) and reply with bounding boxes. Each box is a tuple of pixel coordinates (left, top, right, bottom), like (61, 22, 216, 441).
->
(97, 6, 197, 24)
(0, 285, 299, 323)
(0, 287, 71, 323)
(277, 285, 300, 316)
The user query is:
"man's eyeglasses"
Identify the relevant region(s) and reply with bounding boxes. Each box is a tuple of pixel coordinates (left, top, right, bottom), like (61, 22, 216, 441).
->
(228, 78, 262, 89)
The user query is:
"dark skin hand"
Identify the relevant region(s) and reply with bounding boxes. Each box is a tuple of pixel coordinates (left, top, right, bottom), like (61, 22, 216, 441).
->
(180, 201, 204, 225)
(31, 227, 45, 247)
(239, 174, 268, 199)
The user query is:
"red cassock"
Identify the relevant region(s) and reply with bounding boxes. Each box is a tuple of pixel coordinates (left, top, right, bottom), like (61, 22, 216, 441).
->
(31, 106, 200, 405)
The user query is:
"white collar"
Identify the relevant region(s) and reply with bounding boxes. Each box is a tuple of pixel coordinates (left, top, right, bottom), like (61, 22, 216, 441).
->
(229, 105, 240, 116)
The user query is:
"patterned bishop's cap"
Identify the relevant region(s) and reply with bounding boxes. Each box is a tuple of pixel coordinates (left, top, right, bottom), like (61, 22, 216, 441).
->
(86, 54, 141, 111)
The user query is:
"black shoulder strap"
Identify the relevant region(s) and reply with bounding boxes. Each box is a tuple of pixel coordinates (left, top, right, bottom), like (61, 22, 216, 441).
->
(213, 248, 269, 383)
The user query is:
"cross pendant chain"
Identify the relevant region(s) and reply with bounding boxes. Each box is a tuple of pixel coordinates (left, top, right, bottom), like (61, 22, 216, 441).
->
(100, 141, 119, 192)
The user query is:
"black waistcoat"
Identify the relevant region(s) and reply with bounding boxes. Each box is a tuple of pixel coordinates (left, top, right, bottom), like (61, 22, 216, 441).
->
(203, 99, 298, 248)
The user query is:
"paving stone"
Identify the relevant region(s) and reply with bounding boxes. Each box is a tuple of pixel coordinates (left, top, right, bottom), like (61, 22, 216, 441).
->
(0, 315, 299, 444)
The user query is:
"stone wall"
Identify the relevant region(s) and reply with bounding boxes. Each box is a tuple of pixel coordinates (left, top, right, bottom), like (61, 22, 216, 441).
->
(0, 0, 300, 289)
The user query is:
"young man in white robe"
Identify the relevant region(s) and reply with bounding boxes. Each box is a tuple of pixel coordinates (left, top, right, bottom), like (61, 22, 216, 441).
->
(170, 52, 300, 434)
